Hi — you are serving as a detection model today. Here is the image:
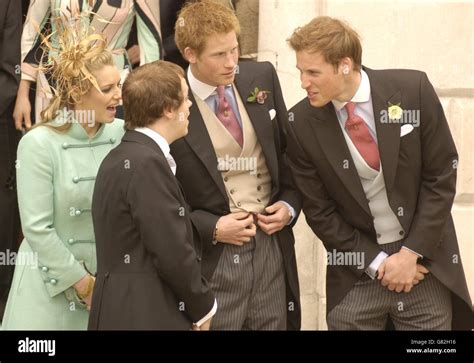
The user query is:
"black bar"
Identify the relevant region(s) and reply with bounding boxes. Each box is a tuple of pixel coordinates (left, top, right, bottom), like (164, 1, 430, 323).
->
(0, 331, 472, 361)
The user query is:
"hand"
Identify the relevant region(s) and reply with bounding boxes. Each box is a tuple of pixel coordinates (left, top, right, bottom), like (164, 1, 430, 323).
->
(215, 212, 256, 246)
(13, 80, 33, 131)
(126, 45, 140, 66)
(377, 248, 419, 293)
(13, 95, 32, 131)
(256, 201, 292, 236)
(412, 264, 430, 285)
(73, 274, 95, 310)
(193, 316, 212, 331)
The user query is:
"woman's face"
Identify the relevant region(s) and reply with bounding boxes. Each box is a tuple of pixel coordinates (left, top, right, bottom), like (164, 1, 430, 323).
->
(75, 65, 122, 127)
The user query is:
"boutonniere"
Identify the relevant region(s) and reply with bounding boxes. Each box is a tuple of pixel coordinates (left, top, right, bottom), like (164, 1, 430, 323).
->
(388, 102, 403, 121)
(247, 87, 270, 104)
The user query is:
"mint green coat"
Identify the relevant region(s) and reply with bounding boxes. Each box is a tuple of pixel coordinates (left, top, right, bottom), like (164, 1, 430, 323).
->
(2, 119, 124, 330)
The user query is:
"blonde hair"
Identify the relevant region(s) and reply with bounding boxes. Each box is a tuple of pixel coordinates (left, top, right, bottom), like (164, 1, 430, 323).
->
(35, 15, 114, 131)
(175, 0, 240, 57)
(288, 16, 362, 71)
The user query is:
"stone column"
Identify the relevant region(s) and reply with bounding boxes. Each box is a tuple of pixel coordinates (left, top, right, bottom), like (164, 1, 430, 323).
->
(259, 0, 328, 330)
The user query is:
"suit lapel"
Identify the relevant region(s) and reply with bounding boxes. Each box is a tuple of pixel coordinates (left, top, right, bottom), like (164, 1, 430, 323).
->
(309, 104, 372, 216)
(184, 81, 228, 200)
(365, 68, 401, 193)
(234, 67, 279, 186)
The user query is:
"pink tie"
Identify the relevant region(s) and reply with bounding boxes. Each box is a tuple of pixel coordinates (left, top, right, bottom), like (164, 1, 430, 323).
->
(216, 86, 243, 147)
(344, 102, 380, 171)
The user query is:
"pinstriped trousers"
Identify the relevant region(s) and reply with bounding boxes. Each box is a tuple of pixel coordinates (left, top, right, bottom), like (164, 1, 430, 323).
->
(209, 228, 287, 330)
(327, 241, 452, 330)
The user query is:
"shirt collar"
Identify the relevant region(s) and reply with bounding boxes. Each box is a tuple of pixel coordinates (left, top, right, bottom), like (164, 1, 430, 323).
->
(187, 67, 233, 101)
(187, 67, 217, 101)
(134, 127, 176, 175)
(332, 69, 371, 111)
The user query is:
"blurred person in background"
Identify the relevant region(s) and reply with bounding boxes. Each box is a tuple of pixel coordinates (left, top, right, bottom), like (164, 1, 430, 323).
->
(13, 0, 162, 130)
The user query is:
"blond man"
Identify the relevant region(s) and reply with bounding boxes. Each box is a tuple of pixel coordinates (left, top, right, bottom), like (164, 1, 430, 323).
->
(170, 0, 301, 330)
(287, 16, 473, 330)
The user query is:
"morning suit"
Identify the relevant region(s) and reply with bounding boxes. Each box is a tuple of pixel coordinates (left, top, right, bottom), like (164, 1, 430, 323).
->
(287, 67, 473, 330)
(170, 61, 302, 330)
(88, 130, 215, 330)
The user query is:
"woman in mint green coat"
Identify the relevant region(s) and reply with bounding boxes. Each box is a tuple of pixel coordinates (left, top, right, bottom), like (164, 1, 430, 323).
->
(2, 22, 125, 329)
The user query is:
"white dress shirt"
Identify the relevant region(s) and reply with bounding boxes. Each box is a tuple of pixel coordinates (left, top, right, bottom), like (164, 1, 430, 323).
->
(332, 70, 377, 142)
(135, 127, 176, 175)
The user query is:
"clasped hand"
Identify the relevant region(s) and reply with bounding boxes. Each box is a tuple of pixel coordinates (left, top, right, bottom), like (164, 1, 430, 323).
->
(215, 202, 291, 245)
(377, 248, 429, 293)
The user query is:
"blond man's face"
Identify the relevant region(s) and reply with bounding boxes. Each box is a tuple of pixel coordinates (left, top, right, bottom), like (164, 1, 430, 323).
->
(296, 50, 346, 108)
(187, 31, 239, 86)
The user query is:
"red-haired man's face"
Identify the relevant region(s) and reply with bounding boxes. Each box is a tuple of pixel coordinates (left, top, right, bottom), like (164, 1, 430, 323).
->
(186, 31, 239, 87)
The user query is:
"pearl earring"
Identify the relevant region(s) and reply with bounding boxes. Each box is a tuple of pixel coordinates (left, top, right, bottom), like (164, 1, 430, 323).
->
(343, 66, 349, 75)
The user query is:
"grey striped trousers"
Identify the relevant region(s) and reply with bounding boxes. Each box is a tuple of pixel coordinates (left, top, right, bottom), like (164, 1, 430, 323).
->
(327, 241, 452, 330)
(209, 228, 287, 330)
